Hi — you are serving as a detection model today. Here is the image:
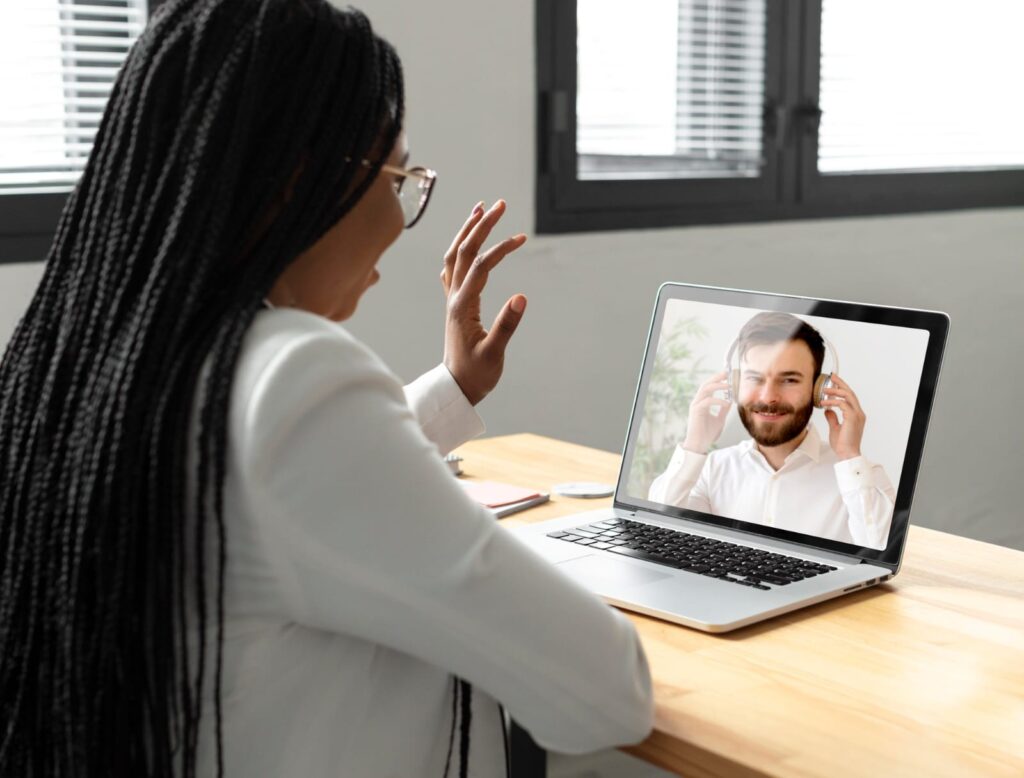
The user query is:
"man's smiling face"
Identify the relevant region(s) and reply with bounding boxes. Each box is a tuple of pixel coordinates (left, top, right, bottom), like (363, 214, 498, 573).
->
(736, 339, 816, 447)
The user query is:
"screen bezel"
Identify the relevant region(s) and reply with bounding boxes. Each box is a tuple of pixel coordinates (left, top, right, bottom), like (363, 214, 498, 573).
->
(614, 282, 949, 570)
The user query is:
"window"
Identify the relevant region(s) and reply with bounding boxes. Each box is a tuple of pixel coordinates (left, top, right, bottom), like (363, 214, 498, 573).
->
(577, 0, 767, 182)
(537, 0, 1024, 233)
(0, 0, 150, 262)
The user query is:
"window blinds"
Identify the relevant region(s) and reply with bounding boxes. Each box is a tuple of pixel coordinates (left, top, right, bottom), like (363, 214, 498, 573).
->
(577, 0, 766, 181)
(0, 0, 147, 194)
(818, 0, 1024, 174)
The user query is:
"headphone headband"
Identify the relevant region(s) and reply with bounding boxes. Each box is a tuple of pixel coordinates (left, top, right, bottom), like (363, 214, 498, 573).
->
(724, 330, 839, 408)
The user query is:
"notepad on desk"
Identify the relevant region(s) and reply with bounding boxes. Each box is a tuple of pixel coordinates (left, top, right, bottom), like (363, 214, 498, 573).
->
(459, 480, 550, 518)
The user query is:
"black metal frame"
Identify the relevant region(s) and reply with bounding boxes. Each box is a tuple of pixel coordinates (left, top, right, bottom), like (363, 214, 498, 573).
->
(0, 193, 68, 263)
(0, 0, 165, 265)
(536, 0, 1024, 234)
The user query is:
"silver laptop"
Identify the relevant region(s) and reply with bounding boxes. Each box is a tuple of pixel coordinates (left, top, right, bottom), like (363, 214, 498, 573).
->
(514, 283, 948, 632)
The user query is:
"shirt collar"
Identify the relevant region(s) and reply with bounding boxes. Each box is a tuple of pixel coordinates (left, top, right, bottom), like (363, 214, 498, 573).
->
(742, 424, 823, 465)
(788, 424, 822, 464)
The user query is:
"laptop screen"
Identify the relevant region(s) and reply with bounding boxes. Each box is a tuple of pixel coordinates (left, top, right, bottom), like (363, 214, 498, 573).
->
(618, 285, 947, 561)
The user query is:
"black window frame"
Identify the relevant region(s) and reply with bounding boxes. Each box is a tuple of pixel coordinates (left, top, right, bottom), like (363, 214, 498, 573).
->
(0, 0, 163, 265)
(536, 0, 1024, 234)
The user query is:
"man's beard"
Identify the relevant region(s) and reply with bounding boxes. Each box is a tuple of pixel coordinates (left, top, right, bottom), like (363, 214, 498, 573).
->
(738, 398, 814, 447)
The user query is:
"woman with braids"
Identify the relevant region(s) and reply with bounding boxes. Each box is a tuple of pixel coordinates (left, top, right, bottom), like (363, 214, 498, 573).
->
(0, 0, 653, 775)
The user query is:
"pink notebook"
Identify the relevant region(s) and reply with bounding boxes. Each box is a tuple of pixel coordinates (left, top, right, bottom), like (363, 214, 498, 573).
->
(458, 480, 551, 518)
(459, 480, 541, 508)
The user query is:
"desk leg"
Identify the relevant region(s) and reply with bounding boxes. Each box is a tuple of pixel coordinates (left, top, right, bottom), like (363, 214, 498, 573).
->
(508, 720, 546, 778)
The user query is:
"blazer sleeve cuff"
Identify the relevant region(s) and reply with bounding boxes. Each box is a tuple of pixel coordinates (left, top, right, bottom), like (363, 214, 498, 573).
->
(403, 364, 485, 455)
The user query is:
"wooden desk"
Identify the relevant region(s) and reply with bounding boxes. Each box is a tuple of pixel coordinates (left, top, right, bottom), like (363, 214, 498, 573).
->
(454, 434, 1024, 777)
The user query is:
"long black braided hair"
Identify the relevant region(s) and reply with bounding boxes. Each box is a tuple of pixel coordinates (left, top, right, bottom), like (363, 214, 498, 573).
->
(0, 0, 477, 774)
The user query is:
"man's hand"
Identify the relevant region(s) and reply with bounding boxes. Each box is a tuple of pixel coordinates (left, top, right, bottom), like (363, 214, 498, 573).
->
(681, 370, 732, 454)
(441, 200, 528, 406)
(821, 374, 866, 460)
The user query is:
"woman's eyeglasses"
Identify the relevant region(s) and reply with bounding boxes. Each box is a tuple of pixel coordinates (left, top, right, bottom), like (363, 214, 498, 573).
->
(357, 160, 437, 229)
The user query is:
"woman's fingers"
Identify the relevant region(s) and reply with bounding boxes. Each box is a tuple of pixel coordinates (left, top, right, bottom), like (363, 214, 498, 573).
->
(481, 295, 528, 359)
(451, 200, 507, 290)
(443, 201, 485, 292)
(458, 232, 528, 299)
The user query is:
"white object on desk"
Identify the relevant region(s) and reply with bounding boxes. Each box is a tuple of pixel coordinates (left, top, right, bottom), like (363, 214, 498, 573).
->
(553, 482, 615, 498)
(444, 453, 463, 476)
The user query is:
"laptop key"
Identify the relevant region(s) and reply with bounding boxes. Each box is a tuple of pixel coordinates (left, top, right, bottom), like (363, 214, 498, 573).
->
(546, 531, 569, 539)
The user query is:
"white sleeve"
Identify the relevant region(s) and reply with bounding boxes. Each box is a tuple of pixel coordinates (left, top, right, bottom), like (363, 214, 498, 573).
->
(402, 363, 485, 455)
(647, 444, 712, 513)
(833, 456, 897, 548)
(237, 332, 653, 755)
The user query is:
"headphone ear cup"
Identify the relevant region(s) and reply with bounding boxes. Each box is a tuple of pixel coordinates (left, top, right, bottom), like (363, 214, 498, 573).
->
(813, 373, 828, 408)
(729, 369, 740, 402)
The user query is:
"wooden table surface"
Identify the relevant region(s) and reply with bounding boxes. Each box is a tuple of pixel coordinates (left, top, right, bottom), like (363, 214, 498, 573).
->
(454, 433, 1024, 777)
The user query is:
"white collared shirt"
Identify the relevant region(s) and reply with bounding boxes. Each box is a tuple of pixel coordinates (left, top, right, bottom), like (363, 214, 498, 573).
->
(193, 308, 653, 777)
(647, 426, 896, 549)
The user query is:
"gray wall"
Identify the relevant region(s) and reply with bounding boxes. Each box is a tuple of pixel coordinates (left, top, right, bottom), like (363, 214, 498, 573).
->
(2, 0, 1022, 551)
(0, 262, 44, 344)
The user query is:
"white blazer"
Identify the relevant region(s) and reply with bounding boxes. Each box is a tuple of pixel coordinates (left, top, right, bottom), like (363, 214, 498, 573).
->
(194, 308, 653, 777)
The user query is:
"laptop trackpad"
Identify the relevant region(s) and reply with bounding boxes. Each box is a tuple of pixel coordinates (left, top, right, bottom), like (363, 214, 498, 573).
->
(555, 554, 671, 593)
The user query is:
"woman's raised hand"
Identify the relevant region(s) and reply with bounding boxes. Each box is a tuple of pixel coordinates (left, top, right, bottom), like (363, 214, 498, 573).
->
(441, 200, 528, 406)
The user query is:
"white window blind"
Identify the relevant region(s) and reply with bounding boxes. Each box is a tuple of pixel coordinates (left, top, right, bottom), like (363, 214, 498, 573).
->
(576, 0, 766, 181)
(0, 0, 147, 195)
(819, 0, 1024, 174)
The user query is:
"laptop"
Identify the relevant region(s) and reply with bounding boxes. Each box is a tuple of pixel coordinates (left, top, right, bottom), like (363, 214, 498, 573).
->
(514, 283, 948, 632)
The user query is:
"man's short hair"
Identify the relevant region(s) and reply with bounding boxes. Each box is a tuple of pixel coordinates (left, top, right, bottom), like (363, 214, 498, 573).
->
(736, 312, 825, 377)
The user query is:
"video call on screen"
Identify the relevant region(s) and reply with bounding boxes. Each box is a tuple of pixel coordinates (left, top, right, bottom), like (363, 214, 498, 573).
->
(624, 299, 931, 551)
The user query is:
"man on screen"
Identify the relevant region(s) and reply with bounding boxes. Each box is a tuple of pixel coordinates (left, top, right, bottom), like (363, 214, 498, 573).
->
(648, 312, 896, 548)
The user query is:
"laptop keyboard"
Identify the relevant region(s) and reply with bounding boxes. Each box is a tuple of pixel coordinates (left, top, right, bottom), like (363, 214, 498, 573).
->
(547, 518, 837, 590)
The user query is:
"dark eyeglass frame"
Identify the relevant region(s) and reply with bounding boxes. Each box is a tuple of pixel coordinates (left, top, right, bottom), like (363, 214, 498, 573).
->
(358, 160, 437, 229)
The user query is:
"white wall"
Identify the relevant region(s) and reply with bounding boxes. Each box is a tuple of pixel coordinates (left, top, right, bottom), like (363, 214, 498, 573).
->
(2, 0, 1022, 551)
